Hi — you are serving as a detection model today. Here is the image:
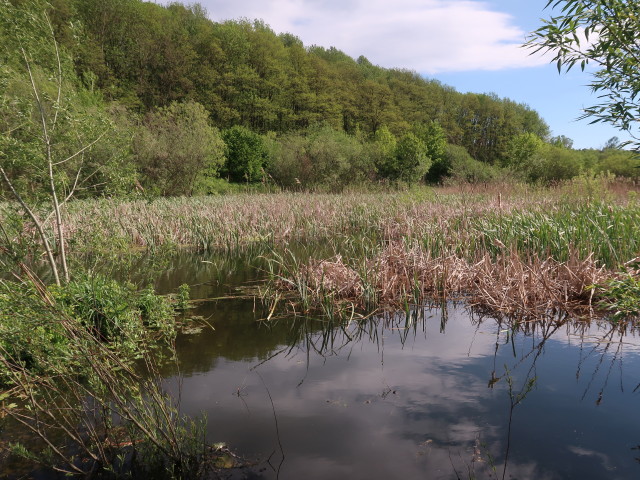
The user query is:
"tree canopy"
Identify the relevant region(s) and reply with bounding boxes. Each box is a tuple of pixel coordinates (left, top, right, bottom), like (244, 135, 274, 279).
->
(2, 0, 638, 197)
(527, 0, 640, 150)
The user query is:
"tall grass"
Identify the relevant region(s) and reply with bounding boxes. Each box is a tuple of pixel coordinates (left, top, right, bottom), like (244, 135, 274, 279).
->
(10, 180, 632, 263)
(5, 179, 640, 321)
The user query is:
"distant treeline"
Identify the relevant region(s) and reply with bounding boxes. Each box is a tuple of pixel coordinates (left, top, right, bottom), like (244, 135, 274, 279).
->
(1, 0, 637, 198)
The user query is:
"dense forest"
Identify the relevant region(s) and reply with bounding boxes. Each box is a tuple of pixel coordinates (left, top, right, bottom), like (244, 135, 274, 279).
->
(1, 0, 637, 198)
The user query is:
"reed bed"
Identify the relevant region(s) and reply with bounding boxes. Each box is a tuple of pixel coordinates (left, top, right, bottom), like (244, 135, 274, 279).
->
(22, 181, 638, 264)
(268, 242, 620, 321)
(249, 183, 640, 322)
(4, 180, 640, 321)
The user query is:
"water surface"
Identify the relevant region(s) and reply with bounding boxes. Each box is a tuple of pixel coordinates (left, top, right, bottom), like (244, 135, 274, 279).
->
(4, 251, 640, 480)
(157, 252, 640, 480)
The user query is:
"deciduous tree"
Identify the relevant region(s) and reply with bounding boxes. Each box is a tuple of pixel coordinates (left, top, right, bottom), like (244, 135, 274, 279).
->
(527, 0, 640, 149)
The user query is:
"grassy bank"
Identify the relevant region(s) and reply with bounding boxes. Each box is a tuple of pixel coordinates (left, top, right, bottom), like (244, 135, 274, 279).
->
(0, 256, 223, 478)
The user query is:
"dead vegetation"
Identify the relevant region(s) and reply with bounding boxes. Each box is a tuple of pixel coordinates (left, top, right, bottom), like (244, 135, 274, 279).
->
(272, 242, 623, 322)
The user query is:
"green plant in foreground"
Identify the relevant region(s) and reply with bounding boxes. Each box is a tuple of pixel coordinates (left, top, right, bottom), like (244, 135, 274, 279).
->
(0, 269, 214, 478)
(596, 272, 640, 321)
(52, 273, 179, 352)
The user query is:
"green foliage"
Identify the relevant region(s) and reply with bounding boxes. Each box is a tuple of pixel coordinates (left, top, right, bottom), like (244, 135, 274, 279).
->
(175, 283, 191, 311)
(0, 279, 71, 383)
(412, 121, 447, 182)
(54, 274, 178, 345)
(0, 0, 569, 196)
(134, 100, 226, 196)
(0, 272, 209, 477)
(304, 125, 369, 189)
(57, 0, 550, 168)
(550, 135, 574, 149)
(596, 271, 640, 320)
(504, 134, 584, 183)
(369, 126, 398, 178)
(442, 144, 501, 184)
(505, 133, 545, 170)
(596, 149, 640, 178)
(527, 0, 640, 149)
(0, 270, 186, 385)
(0, 0, 135, 201)
(268, 125, 370, 190)
(527, 144, 583, 183)
(221, 125, 269, 182)
(378, 133, 431, 183)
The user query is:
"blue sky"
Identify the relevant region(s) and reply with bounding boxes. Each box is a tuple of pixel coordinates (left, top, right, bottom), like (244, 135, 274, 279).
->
(165, 0, 630, 150)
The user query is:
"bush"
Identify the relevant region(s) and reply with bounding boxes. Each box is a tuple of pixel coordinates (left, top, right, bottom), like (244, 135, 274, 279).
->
(0, 272, 184, 384)
(54, 274, 178, 346)
(442, 144, 501, 184)
(378, 133, 431, 183)
(305, 125, 369, 189)
(527, 144, 583, 183)
(596, 150, 640, 178)
(412, 122, 447, 182)
(134, 101, 226, 196)
(267, 130, 311, 188)
(268, 125, 370, 190)
(0, 280, 71, 383)
(0, 272, 209, 478)
(221, 125, 269, 182)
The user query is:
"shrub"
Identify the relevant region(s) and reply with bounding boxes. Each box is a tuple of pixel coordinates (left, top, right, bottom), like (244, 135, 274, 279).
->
(268, 125, 370, 190)
(378, 133, 431, 183)
(442, 144, 501, 184)
(528, 144, 583, 183)
(596, 150, 640, 178)
(134, 101, 225, 196)
(221, 125, 269, 182)
(0, 280, 71, 383)
(0, 272, 184, 385)
(0, 272, 209, 478)
(54, 274, 178, 346)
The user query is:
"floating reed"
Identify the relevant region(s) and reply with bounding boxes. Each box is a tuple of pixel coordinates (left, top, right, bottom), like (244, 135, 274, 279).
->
(269, 242, 634, 322)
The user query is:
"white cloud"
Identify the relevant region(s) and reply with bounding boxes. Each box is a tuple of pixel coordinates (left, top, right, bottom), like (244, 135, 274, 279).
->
(192, 0, 548, 73)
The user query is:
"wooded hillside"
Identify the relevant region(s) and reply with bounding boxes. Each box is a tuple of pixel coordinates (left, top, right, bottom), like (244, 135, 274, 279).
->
(1, 0, 636, 197)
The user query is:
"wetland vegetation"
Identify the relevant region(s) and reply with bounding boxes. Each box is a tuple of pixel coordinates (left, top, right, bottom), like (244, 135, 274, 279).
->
(2, 0, 640, 478)
(3, 180, 640, 478)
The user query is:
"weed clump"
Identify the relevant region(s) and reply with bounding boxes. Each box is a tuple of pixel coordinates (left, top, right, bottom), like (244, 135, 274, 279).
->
(0, 267, 224, 479)
(0, 273, 187, 385)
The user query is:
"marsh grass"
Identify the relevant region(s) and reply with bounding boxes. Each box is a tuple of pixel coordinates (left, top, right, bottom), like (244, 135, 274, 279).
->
(255, 185, 640, 322)
(5, 180, 640, 322)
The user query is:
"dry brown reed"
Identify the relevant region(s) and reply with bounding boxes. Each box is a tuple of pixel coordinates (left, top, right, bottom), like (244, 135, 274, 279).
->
(278, 242, 614, 321)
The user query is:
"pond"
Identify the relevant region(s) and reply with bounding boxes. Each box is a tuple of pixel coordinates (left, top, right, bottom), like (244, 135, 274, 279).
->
(3, 250, 640, 479)
(154, 252, 640, 480)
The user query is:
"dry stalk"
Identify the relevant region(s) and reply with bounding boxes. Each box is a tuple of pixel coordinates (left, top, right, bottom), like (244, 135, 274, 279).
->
(275, 242, 614, 321)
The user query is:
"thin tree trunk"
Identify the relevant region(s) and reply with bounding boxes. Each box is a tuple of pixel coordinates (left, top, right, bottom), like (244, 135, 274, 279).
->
(22, 46, 69, 283)
(0, 167, 61, 286)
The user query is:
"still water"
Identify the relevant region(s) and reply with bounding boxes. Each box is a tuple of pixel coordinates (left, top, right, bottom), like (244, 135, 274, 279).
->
(151, 252, 640, 480)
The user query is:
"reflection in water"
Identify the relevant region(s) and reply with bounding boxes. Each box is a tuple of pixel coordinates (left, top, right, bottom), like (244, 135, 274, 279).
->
(11, 251, 638, 479)
(163, 282, 640, 480)
(129, 251, 639, 480)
